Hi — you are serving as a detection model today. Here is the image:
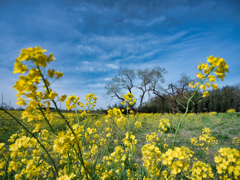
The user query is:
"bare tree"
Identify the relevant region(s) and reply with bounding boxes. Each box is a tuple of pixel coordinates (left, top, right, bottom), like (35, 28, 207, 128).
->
(150, 73, 196, 114)
(163, 83, 189, 114)
(177, 73, 198, 91)
(105, 68, 135, 110)
(167, 74, 199, 114)
(149, 67, 168, 100)
(135, 66, 167, 112)
(105, 66, 167, 113)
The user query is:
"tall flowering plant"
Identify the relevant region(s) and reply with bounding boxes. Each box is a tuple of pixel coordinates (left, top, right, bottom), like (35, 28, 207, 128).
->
(172, 55, 229, 148)
(3, 47, 96, 179)
(121, 92, 136, 131)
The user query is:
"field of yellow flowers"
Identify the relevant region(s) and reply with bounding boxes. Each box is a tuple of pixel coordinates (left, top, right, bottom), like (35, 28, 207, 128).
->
(1, 110, 240, 179)
(0, 46, 240, 179)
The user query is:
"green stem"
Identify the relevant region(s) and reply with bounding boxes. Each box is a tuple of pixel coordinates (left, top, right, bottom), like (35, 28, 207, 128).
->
(37, 103, 55, 133)
(175, 98, 186, 109)
(37, 66, 95, 179)
(53, 103, 95, 180)
(81, 117, 87, 147)
(171, 70, 214, 149)
(146, 161, 154, 180)
(75, 107, 80, 128)
(172, 91, 196, 149)
(67, 151, 72, 174)
(127, 104, 130, 132)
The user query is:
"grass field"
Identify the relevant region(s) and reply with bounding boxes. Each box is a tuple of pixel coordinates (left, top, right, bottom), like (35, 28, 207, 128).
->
(1, 110, 239, 179)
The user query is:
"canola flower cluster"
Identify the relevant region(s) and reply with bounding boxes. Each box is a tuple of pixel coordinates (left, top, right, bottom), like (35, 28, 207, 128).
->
(106, 108, 127, 129)
(141, 144, 162, 178)
(214, 147, 240, 179)
(65, 93, 97, 119)
(189, 55, 229, 97)
(188, 161, 214, 179)
(158, 118, 171, 134)
(1, 47, 240, 180)
(122, 132, 137, 154)
(226, 108, 236, 114)
(134, 121, 142, 128)
(161, 147, 194, 178)
(12, 47, 66, 132)
(122, 92, 137, 106)
(190, 128, 218, 154)
(232, 137, 240, 146)
(121, 92, 137, 114)
(145, 131, 169, 151)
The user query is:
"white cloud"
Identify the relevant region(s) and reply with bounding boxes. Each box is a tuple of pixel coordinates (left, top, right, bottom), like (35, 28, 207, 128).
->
(79, 61, 94, 72)
(72, 2, 110, 14)
(77, 45, 97, 52)
(146, 16, 166, 26)
(123, 16, 166, 27)
(82, 61, 90, 65)
(123, 18, 145, 26)
(104, 78, 111, 81)
(162, 31, 189, 42)
(76, 60, 119, 72)
(87, 83, 105, 88)
(106, 64, 119, 69)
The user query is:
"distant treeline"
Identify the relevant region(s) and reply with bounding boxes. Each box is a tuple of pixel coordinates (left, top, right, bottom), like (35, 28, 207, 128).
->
(108, 84, 240, 114)
(1, 84, 239, 114)
(0, 104, 108, 115)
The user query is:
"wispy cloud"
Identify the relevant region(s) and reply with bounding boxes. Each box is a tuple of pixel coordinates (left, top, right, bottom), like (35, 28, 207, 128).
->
(76, 60, 119, 72)
(146, 16, 166, 26)
(124, 16, 166, 26)
(106, 64, 119, 69)
(104, 78, 111, 81)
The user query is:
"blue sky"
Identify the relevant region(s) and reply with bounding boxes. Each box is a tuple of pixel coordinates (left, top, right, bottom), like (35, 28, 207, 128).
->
(0, 0, 240, 110)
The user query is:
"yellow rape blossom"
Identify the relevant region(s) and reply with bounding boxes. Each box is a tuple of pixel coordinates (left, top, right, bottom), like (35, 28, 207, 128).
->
(196, 72, 205, 79)
(202, 91, 209, 97)
(59, 95, 67, 102)
(55, 70, 64, 79)
(47, 69, 55, 78)
(134, 121, 141, 128)
(189, 82, 194, 88)
(208, 74, 216, 82)
(226, 108, 236, 113)
(214, 147, 240, 179)
(211, 83, 218, 90)
(13, 60, 29, 74)
(189, 161, 214, 179)
(194, 82, 199, 88)
(200, 84, 206, 90)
